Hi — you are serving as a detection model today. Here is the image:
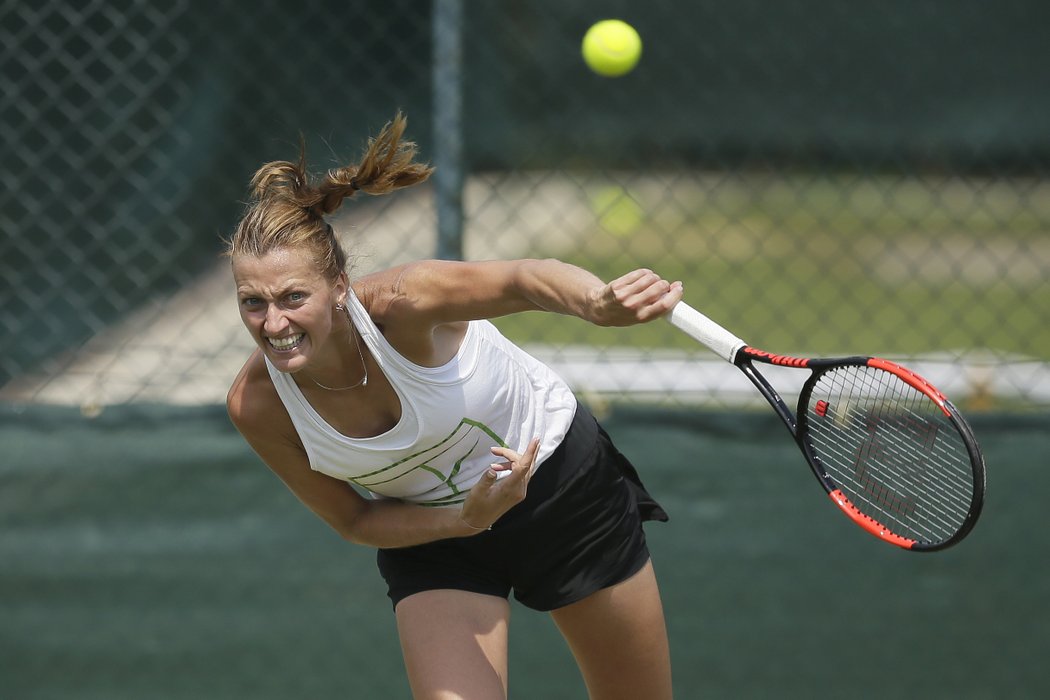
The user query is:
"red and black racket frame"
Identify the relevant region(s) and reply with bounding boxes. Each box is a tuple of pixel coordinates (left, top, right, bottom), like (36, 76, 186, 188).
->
(732, 347, 986, 552)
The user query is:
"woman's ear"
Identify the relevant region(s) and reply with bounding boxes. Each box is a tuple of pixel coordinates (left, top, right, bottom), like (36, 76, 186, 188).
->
(335, 271, 350, 305)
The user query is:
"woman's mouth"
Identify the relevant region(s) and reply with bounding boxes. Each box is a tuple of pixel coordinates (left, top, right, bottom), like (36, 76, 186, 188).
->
(267, 333, 305, 352)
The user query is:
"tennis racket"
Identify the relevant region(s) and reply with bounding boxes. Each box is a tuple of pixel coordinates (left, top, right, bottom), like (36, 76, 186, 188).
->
(667, 301, 985, 552)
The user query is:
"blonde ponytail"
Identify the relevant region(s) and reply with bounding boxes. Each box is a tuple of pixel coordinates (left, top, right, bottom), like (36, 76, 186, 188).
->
(226, 113, 433, 282)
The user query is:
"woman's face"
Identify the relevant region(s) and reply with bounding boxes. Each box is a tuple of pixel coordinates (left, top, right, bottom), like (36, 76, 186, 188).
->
(232, 247, 347, 374)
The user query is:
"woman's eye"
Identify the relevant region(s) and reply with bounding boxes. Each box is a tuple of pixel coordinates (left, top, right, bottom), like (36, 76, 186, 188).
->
(287, 292, 305, 303)
(241, 297, 261, 307)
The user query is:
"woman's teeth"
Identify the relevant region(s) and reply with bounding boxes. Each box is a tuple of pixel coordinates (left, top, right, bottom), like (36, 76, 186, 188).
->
(268, 333, 304, 351)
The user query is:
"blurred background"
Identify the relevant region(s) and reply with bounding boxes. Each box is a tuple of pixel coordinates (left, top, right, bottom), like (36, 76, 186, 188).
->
(2, 1, 1047, 698)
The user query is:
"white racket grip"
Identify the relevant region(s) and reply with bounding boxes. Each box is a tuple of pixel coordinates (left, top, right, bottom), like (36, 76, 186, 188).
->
(666, 302, 747, 363)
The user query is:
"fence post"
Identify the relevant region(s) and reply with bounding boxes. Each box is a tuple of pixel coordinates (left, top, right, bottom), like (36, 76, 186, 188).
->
(432, 0, 464, 261)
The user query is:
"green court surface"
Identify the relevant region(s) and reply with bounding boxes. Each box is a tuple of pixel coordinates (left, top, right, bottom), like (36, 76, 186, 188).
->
(1, 403, 1045, 699)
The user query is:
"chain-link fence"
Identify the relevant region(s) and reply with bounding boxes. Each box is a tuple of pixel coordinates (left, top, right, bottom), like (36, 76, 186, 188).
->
(3, 4, 1049, 698)
(2, 0, 1049, 411)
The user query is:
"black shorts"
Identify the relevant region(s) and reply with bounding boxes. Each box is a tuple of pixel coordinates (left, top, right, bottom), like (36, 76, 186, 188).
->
(375, 406, 669, 612)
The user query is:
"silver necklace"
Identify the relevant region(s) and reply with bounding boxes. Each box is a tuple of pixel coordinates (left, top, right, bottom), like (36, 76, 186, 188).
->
(308, 303, 369, 391)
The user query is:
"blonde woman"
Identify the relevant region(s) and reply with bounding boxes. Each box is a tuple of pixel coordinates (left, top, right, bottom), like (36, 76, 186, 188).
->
(226, 114, 680, 699)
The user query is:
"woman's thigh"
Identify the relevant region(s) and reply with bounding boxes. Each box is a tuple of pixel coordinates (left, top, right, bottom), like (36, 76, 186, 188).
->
(395, 589, 512, 700)
(550, 560, 673, 700)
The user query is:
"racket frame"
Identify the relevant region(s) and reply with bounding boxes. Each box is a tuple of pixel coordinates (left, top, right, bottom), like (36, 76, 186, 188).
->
(667, 302, 986, 552)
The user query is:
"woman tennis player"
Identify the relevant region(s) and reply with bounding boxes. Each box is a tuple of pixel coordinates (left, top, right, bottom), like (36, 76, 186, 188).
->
(225, 114, 680, 699)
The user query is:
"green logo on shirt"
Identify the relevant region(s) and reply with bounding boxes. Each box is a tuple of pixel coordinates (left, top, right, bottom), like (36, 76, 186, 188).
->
(350, 418, 508, 506)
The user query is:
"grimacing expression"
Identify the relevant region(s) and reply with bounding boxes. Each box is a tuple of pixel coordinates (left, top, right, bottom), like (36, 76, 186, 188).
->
(232, 247, 347, 374)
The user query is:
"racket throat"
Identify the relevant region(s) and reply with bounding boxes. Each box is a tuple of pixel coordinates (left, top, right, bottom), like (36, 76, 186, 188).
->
(738, 361, 798, 435)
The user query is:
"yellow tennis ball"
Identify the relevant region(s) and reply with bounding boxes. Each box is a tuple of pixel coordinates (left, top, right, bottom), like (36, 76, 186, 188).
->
(581, 20, 642, 77)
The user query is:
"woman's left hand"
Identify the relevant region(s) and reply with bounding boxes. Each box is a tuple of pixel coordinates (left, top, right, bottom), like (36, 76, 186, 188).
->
(588, 268, 683, 326)
(458, 437, 541, 533)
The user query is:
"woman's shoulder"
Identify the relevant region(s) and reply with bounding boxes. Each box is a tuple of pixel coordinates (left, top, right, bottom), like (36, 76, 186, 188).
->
(353, 259, 496, 323)
(353, 263, 472, 366)
(351, 262, 439, 331)
(226, 350, 285, 434)
(352, 261, 430, 313)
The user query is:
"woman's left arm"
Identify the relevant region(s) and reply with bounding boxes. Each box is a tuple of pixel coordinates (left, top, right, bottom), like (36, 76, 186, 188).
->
(508, 259, 683, 326)
(374, 258, 684, 328)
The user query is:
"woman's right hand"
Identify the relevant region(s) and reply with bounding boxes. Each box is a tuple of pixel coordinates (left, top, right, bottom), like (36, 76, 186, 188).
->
(587, 268, 683, 327)
(458, 437, 541, 534)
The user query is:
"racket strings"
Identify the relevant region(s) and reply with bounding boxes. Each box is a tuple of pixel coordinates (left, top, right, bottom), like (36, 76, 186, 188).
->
(805, 366, 976, 545)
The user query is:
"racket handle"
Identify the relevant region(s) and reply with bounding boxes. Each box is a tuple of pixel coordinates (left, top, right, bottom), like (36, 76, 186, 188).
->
(666, 302, 747, 363)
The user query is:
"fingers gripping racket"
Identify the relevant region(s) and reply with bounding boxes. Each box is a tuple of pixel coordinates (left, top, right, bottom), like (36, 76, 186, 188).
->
(667, 302, 985, 552)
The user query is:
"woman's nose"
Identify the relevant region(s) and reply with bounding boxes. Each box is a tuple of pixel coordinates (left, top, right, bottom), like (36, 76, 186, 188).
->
(263, 305, 289, 334)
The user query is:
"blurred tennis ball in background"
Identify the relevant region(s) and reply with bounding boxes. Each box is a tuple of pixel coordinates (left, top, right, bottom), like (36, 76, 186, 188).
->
(591, 186, 644, 237)
(581, 20, 642, 77)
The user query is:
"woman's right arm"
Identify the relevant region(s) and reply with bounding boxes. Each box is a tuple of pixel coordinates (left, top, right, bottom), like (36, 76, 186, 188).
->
(225, 356, 528, 547)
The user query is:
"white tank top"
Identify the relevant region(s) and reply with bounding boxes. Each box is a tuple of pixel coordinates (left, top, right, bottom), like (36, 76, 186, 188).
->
(264, 288, 577, 507)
